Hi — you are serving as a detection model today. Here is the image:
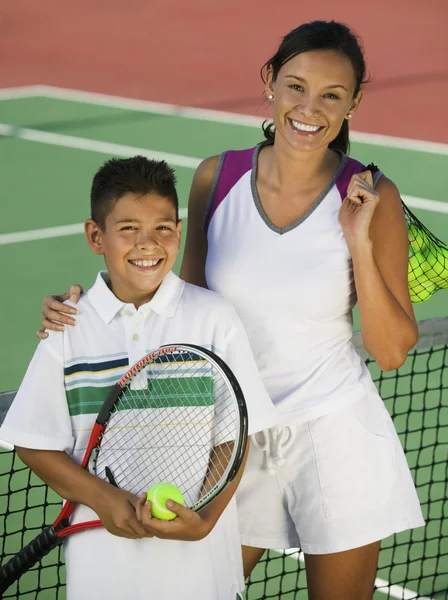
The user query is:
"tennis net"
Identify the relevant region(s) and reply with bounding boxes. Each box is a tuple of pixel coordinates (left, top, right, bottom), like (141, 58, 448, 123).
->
(1, 318, 447, 599)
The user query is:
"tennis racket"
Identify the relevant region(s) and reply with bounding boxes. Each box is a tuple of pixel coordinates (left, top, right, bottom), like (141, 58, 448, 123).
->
(0, 344, 248, 594)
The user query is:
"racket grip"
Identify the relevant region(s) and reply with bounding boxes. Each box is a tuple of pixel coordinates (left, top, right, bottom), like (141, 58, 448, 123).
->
(0, 525, 60, 594)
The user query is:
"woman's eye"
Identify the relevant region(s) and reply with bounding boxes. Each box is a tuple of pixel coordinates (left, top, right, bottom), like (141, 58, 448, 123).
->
(324, 93, 340, 100)
(290, 84, 304, 92)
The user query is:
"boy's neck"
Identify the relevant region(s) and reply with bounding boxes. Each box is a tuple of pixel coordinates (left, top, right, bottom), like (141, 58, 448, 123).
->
(106, 278, 161, 309)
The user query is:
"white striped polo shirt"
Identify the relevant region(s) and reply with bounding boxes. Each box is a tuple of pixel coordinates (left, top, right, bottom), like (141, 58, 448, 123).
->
(204, 144, 379, 424)
(0, 270, 278, 600)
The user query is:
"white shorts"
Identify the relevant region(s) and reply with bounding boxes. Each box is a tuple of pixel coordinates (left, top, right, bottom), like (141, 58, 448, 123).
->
(236, 392, 425, 555)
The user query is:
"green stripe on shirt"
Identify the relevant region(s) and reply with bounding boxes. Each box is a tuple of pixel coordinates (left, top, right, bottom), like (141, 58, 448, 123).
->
(66, 377, 214, 416)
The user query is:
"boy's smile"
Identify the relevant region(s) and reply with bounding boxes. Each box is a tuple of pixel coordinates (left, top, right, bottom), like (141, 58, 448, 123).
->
(85, 192, 182, 308)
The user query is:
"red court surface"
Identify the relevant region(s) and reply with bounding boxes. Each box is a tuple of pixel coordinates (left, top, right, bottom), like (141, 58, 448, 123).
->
(0, 0, 447, 142)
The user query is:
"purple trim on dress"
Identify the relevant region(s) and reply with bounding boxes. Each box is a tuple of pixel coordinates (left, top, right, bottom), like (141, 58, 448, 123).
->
(203, 147, 256, 235)
(336, 156, 367, 201)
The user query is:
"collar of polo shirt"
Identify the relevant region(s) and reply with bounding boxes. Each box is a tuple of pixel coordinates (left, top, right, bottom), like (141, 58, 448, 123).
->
(87, 270, 185, 324)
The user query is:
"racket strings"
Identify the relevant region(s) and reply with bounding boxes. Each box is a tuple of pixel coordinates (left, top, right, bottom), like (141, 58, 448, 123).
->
(93, 350, 238, 508)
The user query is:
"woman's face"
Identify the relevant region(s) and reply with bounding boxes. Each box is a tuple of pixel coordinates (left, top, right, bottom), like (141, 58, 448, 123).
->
(266, 49, 362, 153)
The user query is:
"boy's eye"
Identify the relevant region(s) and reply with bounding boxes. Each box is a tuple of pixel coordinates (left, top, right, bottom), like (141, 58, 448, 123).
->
(120, 225, 137, 231)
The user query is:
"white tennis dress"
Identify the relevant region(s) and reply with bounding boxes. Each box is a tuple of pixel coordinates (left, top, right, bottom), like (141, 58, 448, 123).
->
(204, 145, 425, 553)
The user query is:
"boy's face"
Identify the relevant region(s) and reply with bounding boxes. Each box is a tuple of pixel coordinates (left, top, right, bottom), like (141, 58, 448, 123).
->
(85, 192, 182, 307)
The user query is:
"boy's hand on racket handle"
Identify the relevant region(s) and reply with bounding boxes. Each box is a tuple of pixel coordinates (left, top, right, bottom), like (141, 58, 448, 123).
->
(37, 284, 83, 339)
(15, 447, 152, 541)
(91, 485, 154, 540)
(135, 494, 214, 541)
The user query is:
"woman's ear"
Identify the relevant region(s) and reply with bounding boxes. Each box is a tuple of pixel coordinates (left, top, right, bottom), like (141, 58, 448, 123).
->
(265, 66, 275, 101)
(347, 90, 363, 119)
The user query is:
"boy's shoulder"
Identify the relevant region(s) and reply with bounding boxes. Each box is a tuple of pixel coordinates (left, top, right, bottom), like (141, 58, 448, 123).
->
(65, 292, 101, 325)
(65, 271, 122, 329)
(41, 293, 100, 349)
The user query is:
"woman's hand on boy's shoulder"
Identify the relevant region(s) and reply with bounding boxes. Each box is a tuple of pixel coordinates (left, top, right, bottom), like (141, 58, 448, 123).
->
(37, 284, 84, 339)
(135, 494, 213, 542)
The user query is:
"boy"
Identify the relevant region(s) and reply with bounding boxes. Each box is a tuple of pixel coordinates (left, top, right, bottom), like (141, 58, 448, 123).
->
(0, 157, 278, 600)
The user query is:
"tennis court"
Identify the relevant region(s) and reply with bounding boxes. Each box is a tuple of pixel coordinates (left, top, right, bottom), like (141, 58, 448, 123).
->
(0, 86, 447, 599)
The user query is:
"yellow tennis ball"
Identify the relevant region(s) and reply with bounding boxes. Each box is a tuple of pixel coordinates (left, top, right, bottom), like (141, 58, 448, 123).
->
(421, 249, 448, 287)
(409, 281, 437, 303)
(408, 253, 425, 283)
(408, 224, 429, 255)
(147, 483, 184, 521)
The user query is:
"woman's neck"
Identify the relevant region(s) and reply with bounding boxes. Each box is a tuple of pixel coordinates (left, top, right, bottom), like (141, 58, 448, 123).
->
(263, 136, 339, 191)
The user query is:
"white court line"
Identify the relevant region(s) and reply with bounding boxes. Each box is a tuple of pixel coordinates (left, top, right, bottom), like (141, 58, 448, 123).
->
(0, 85, 447, 155)
(402, 195, 448, 214)
(0, 209, 188, 246)
(0, 85, 46, 101)
(0, 223, 85, 245)
(280, 550, 433, 600)
(0, 123, 201, 169)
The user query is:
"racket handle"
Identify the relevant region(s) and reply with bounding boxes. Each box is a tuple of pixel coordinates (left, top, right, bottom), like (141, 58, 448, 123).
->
(0, 525, 60, 594)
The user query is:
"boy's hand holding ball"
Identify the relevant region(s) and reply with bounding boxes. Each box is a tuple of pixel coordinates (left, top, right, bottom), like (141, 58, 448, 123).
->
(146, 483, 185, 520)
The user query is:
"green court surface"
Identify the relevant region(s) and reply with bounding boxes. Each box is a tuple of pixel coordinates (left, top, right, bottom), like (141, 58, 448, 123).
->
(0, 88, 447, 600)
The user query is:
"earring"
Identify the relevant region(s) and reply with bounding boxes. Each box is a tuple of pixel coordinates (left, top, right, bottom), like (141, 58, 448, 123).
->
(347, 113, 352, 119)
(268, 94, 274, 101)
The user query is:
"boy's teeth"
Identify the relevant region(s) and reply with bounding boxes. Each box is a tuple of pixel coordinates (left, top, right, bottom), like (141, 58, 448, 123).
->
(291, 120, 320, 132)
(131, 259, 159, 267)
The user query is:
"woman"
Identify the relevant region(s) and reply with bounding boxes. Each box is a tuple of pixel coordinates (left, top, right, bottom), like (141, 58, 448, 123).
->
(39, 21, 424, 600)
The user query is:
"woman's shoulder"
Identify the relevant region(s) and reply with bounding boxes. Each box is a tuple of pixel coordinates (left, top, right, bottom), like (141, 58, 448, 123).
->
(190, 147, 258, 224)
(336, 153, 392, 198)
(193, 155, 221, 185)
(194, 146, 258, 183)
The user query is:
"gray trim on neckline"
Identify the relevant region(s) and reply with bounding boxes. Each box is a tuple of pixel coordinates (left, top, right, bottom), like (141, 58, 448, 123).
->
(250, 144, 347, 235)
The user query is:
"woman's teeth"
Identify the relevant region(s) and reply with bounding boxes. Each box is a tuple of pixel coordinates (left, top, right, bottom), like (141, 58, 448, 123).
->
(291, 120, 321, 133)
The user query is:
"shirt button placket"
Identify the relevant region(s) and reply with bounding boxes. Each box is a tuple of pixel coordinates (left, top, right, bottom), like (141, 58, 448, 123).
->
(128, 312, 146, 388)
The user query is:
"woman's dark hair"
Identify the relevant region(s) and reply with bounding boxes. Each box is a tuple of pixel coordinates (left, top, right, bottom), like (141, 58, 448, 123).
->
(262, 20, 367, 154)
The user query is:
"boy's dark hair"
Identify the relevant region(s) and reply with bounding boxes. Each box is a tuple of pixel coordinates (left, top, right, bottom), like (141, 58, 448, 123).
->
(91, 156, 179, 228)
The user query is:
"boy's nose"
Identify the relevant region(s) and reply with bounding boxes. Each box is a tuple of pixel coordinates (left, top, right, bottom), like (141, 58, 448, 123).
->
(136, 231, 158, 249)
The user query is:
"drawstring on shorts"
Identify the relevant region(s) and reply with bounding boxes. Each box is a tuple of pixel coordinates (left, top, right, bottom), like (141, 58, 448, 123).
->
(252, 426, 294, 475)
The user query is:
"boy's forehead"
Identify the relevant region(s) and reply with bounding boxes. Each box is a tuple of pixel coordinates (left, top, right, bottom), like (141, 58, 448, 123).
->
(110, 192, 177, 219)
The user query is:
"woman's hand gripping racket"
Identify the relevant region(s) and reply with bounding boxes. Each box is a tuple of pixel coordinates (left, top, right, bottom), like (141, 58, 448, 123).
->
(0, 344, 248, 594)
